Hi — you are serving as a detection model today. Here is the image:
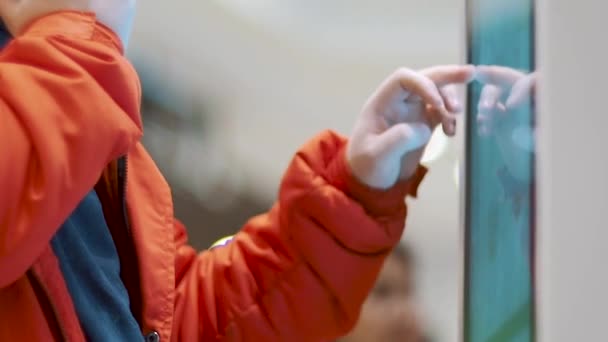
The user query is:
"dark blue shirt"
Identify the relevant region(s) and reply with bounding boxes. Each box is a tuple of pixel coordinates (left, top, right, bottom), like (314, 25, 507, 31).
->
(51, 190, 143, 341)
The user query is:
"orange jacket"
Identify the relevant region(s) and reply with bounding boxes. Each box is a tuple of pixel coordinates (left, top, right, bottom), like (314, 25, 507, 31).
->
(0, 11, 427, 341)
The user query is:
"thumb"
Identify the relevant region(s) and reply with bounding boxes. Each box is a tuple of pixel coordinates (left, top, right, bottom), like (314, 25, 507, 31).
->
(375, 123, 432, 159)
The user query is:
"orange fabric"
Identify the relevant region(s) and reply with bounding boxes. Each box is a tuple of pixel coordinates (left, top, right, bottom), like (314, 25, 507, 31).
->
(0, 274, 58, 341)
(0, 11, 141, 341)
(0, 11, 142, 288)
(0, 11, 428, 342)
(170, 134, 426, 341)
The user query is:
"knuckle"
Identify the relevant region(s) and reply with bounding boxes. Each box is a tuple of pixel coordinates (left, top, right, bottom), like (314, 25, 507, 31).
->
(393, 67, 414, 80)
(394, 124, 413, 141)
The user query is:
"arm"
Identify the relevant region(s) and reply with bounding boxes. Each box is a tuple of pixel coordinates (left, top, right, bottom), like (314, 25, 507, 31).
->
(172, 131, 427, 341)
(0, 12, 142, 287)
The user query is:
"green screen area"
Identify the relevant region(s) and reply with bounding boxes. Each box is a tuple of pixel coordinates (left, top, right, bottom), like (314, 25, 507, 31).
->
(465, 1, 535, 341)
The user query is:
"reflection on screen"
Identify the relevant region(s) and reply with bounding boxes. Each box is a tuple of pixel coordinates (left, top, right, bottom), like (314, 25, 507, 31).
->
(465, 0, 536, 341)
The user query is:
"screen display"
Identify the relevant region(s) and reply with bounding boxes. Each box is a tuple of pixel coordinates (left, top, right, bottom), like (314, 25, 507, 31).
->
(465, 0, 536, 341)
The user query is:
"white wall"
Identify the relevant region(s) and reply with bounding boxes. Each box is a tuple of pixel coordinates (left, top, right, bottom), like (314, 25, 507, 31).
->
(537, 0, 608, 341)
(129, 2, 465, 340)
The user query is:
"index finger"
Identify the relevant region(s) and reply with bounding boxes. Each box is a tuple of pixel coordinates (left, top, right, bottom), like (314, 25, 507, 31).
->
(421, 64, 476, 87)
(389, 68, 453, 134)
(476, 65, 526, 87)
(392, 68, 445, 108)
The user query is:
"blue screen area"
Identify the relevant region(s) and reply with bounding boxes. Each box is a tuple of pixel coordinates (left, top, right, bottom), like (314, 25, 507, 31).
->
(465, 0, 536, 341)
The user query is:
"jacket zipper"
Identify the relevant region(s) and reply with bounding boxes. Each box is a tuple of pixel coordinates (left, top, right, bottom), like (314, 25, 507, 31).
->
(115, 155, 145, 329)
(27, 271, 69, 341)
(27, 157, 138, 341)
(117, 156, 132, 236)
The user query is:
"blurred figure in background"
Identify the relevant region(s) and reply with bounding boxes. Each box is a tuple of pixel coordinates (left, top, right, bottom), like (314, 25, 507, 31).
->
(339, 244, 427, 342)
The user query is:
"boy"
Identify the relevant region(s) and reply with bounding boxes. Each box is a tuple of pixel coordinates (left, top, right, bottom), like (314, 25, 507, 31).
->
(0, 0, 473, 341)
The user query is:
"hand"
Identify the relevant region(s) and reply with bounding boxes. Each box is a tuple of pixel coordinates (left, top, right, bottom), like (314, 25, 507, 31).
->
(347, 65, 475, 189)
(0, 0, 136, 46)
(476, 65, 537, 137)
(475, 65, 538, 181)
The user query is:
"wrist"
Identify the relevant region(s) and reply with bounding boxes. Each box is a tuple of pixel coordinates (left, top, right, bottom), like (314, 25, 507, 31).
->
(326, 145, 428, 217)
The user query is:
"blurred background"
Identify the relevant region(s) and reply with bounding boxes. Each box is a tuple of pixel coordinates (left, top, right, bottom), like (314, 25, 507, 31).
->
(128, 1, 466, 340)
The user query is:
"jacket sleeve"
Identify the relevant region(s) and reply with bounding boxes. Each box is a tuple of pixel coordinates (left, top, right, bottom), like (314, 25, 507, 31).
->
(172, 130, 427, 341)
(0, 12, 142, 288)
